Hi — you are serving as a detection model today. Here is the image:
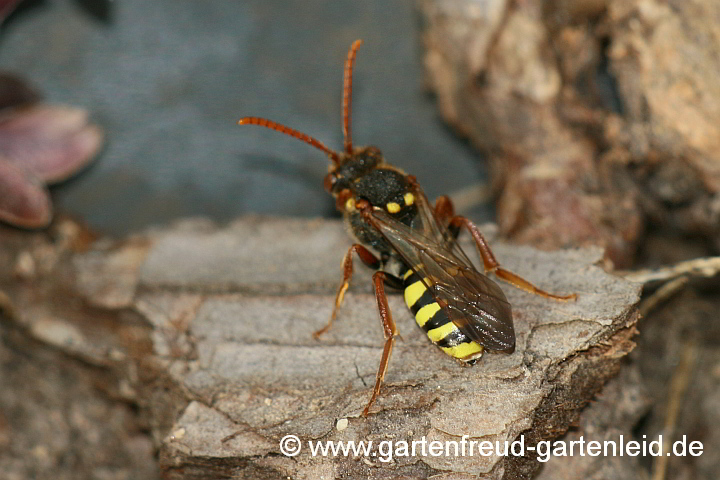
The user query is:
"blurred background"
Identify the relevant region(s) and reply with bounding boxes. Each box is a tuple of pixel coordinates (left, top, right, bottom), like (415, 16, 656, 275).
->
(0, 0, 489, 235)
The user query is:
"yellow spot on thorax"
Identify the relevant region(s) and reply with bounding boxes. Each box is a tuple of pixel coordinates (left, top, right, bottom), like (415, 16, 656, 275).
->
(386, 202, 401, 213)
(404, 192, 415, 206)
(345, 198, 356, 211)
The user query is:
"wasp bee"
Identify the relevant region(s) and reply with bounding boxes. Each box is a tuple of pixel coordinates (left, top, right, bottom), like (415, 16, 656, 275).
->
(239, 40, 576, 416)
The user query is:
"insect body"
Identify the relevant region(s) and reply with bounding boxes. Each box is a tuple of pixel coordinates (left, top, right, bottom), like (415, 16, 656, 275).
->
(239, 40, 576, 416)
(401, 264, 486, 362)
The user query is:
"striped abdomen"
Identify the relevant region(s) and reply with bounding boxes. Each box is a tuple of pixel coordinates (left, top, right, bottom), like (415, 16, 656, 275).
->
(401, 267, 484, 362)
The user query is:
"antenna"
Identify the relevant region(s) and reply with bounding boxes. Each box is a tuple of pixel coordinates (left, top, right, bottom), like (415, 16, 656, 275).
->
(237, 117, 341, 165)
(343, 39, 364, 155)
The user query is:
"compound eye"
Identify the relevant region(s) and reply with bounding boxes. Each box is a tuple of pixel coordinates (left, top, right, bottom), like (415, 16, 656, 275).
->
(325, 172, 351, 193)
(323, 173, 337, 193)
(365, 146, 382, 157)
(360, 146, 382, 168)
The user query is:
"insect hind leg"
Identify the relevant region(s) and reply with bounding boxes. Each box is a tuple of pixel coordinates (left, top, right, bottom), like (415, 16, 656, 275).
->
(434, 195, 462, 242)
(433, 195, 455, 227)
(449, 216, 577, 301)
(363, 271, 400, 416)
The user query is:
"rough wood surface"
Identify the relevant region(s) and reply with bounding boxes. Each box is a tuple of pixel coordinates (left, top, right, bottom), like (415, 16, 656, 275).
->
(0, 217, 640, 479)
(534, 364, 652, 480)
(418, 0, 720, 266)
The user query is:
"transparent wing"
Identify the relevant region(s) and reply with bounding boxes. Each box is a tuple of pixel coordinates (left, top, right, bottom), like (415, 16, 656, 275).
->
(407, 182, 458, 252)
(368, 188, 515, 352)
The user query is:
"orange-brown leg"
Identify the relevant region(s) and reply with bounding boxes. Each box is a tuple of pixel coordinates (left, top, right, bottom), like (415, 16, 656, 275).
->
(449, 216, 577, 301)
(434, 194, 463, 243)
(363, 271, 399, 417)
(313, 244, 381, 338)
(434, 195, 455, 227)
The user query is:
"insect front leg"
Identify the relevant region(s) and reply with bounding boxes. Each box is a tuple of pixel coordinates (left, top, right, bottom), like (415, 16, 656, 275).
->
(363, 271, 400, 417)
(314, 244, 383, 338)
(449, 216, 577, 301)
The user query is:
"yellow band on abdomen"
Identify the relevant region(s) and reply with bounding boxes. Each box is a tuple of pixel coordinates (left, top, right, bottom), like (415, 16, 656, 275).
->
(415, 302, 441, 328)
(427, 321, 458, 343)
(441, 342, 484, 360)
(404, 279, 426, 308)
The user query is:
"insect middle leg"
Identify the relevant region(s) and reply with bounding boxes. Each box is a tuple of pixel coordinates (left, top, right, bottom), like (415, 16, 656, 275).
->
(449, 215, 577, 301)
(314, 246, 402, 415)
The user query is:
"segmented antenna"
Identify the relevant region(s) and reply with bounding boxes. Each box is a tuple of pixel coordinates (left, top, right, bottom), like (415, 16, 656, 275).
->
(343, 39, 364, 155)
(237, 117, 341, 165)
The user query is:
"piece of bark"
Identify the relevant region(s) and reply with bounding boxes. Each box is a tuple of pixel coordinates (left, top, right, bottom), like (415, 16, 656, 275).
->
(0, 220, 157, 480)
(631, 288, 720, 479)
(0, 217, 640, 479)
(534, 364, 652, 480)
(534, 283, 720, 480)
(133, 217, 640, 478)
(417, 0, 720, 266)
